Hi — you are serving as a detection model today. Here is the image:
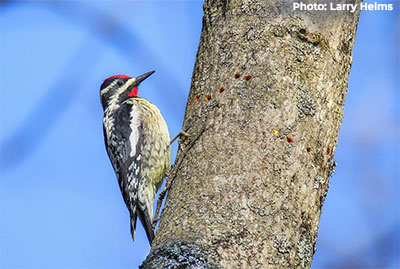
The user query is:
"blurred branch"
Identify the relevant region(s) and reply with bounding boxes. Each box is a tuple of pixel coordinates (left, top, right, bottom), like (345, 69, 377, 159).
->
(1, 1, 187, 172)
(0, 41, 102, 172)
(47, 1, 187, 106)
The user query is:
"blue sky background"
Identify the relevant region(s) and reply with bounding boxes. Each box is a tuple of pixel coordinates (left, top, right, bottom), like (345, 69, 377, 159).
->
(0, 1, 398, 268)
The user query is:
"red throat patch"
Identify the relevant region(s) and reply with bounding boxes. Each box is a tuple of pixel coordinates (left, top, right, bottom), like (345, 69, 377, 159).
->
(127, 86, 138, 97)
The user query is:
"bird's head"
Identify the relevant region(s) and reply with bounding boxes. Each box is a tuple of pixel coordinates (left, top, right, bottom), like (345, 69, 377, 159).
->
(100, 70, 155, 110)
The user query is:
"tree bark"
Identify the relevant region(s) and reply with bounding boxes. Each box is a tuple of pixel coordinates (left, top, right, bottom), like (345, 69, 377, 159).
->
(143, 0, 360, 268)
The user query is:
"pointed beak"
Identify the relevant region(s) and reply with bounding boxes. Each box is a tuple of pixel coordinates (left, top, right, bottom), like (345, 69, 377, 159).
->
(135, 70, 155, 85)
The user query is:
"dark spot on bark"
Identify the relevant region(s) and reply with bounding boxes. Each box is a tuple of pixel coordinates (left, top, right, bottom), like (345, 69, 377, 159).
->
(339, 39, 350, 54)
(296, 88, 316, 118)
(297, 29, 322, 46)
(291, 173, 298, 183)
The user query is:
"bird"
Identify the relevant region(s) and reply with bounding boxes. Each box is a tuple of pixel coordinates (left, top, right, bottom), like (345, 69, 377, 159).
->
(100, 70, 170, 244)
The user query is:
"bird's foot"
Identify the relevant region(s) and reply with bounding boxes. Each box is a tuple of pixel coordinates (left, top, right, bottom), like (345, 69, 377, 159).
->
(169, 129, 190, 145)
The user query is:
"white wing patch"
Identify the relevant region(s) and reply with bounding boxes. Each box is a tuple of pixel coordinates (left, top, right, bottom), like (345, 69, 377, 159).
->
(129, 104, 141, 158)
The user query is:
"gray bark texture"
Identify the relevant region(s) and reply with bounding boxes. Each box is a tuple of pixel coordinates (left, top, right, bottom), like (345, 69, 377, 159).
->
(142, 0, 360, 268)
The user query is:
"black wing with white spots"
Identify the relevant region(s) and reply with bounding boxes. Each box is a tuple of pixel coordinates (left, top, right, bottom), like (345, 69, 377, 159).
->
(103, 102, 154, 243)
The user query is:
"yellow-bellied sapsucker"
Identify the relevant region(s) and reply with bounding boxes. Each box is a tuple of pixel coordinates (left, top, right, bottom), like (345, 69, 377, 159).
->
(100, 71, 170, 244)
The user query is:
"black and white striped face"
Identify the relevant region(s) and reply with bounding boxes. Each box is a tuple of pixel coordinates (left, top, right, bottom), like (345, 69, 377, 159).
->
(99, 71, 155, 111)
(100, 75, 135, 110)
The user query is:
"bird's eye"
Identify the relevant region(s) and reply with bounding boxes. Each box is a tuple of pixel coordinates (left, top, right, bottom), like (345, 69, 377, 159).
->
(117, 80, 124, 86)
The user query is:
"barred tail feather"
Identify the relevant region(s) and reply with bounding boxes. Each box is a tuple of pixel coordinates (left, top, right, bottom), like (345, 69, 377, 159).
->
(130, 211, 138, 242)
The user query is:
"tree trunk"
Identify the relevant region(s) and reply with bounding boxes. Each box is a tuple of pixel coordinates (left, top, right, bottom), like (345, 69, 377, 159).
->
(143, 0, 360, 268)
